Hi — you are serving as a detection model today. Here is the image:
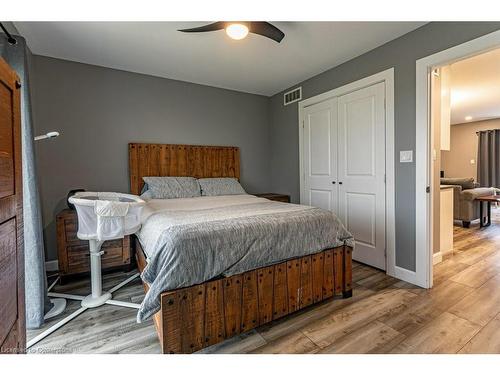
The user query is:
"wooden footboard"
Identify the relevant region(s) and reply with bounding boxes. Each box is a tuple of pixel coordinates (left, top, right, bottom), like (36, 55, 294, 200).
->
(134, 238, 352, 354)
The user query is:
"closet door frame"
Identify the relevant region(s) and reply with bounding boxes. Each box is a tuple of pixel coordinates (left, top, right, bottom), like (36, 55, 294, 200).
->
(298, 68, 396, 279)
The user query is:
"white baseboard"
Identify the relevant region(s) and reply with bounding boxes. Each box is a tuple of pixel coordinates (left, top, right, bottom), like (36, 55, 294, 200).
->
(433, 252, 443, 265)
(45, 260, 59, 272)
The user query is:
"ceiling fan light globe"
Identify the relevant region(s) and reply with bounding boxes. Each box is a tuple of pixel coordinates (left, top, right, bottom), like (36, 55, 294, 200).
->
(225, 24, 249, 40)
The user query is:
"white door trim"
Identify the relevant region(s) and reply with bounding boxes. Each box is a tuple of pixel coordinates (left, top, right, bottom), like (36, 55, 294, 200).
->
(415, 29, 500, 289)
(298, 68, 396, 277)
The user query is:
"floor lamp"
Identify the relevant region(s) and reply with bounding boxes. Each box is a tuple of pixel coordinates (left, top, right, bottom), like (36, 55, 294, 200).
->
(33, 132, 67, 320)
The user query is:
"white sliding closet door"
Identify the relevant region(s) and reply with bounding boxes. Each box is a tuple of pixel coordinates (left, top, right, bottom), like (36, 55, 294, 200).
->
(338, 82, 386, 270)
(302, 98, 338, 211)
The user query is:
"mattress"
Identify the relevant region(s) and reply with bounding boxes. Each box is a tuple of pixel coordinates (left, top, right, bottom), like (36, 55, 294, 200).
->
(136, 194, 354, 322)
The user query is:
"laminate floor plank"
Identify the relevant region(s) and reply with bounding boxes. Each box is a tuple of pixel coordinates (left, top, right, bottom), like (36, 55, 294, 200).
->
(256, 286, 375, 342)
(450, 245, 497, 266)
(300, 289, 417, 348)
(27, 270, 157, 354)
(355, 272, 400, 291)
(389, 312, 481, 354)
(448, 275, 500, 326)
(351, 264, 380, 283)
(250, 331, 319, 354)
(459, 313, 500, 353)
(433, 258, 470, 286)
(197, 331, 267, 354)
(318, 321, 405, 354)
(378, 279, 473, 336)
(450, 257, 500, 288)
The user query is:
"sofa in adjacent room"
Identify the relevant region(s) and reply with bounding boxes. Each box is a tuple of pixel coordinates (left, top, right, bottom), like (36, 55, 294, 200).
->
(441, 177, 496, 228)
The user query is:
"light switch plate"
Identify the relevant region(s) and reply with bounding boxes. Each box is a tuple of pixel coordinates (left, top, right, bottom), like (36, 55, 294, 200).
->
(400, 150, 413, 163)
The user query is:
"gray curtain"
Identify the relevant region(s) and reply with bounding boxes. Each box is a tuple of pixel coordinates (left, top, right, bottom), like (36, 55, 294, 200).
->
(1, 34, 52, 328)
(477, 129, 500, 188)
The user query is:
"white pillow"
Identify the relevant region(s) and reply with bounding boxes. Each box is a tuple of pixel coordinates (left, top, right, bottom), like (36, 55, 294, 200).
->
(142, 177, 201, 199)
(198, 178, 246, 196)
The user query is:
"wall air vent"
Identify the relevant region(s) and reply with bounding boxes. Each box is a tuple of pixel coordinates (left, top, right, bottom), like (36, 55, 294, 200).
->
(283, 86, 302, 106)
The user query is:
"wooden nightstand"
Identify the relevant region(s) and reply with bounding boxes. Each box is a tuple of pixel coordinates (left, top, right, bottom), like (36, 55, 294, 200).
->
(254, 193, 291, 203)
(56, 209, 132, 283)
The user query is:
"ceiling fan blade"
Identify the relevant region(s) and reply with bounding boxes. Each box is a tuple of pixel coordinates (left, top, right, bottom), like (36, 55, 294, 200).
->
(249, 22, 285, 43)
(178, 22, 226, 33)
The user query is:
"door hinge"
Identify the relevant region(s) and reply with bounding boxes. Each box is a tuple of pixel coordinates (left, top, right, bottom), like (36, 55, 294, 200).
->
(426, 186, 431, 193)
(15, 80, 21, 89)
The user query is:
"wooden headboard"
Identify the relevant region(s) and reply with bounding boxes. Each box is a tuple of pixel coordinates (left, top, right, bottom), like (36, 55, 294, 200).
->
(128, 143, 240, 195)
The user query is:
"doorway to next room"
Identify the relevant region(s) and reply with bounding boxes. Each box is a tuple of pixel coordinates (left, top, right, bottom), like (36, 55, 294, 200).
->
(430, 47, 500, 287)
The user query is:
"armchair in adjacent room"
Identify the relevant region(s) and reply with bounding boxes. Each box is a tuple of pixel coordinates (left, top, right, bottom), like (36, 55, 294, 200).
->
(440, 177, 496, 228)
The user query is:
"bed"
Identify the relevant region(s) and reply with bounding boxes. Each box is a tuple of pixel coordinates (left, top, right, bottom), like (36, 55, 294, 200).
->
(129, 143, 354, 353)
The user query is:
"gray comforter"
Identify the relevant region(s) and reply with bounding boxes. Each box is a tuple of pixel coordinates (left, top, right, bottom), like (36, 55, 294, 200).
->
(136, 195, 354, 322)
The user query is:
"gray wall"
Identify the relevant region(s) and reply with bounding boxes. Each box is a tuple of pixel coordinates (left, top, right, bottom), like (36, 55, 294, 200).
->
(0, 21, 19, 35)
(269, 22, 500, 271)
(31, 56, 271, 261)
(442, 118, 500, 181)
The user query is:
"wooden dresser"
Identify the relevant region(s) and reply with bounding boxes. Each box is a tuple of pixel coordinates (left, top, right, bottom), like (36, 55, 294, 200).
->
(56, 209, 132, 283)
(254, 193, 291, 203)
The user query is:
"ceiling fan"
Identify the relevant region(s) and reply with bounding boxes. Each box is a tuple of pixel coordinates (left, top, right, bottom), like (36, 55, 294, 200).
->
(178, 22, 285, 43)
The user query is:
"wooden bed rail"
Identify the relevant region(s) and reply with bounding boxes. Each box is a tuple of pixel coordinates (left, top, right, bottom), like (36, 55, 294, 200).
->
(135, 239, 353, 354)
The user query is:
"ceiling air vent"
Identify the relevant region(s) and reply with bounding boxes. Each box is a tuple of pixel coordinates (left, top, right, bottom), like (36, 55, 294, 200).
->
(283, 87, 302, 106)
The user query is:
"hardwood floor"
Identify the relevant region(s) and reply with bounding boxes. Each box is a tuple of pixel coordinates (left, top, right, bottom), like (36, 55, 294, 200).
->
(27, 271, 160, 354)
(28, 209, 500, 353)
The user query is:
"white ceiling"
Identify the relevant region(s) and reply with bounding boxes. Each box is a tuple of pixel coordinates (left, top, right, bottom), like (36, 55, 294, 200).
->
(450, 48, 500, 125)
(15, 22, 425, 96)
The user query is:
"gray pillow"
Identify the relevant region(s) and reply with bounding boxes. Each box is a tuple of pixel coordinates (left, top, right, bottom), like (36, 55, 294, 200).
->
(198, 178, 246, 196)
(440, 177, 475, 190)
(142, 177, 201, 199)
